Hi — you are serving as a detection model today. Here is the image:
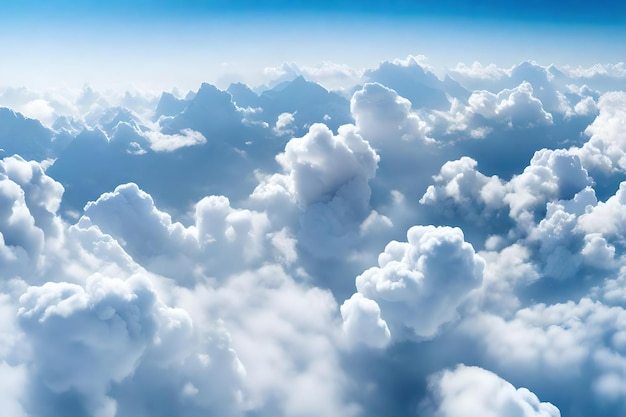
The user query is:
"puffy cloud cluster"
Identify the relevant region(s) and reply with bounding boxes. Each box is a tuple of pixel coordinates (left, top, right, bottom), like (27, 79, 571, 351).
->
(432, 82, 554, 139)
(351, 82, 431, 144)
(461, 294, 626, 413)
(421, 148, 593, 228)
(576, 92, 626, 174)
(0, 156, 64, 278)
(342, 225, 484, 344)
(467, 82, 553, 127)
(253, 122, 387, 260)
(424, 365, 560, 417)
(82, 183, 280, 285)
(4, 55, 626, 417)
(18, 273, 246, 417)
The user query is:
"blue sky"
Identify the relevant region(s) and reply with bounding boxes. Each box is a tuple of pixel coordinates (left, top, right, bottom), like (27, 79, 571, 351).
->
(5, 0, 626, 22)
(1, 0, 625, 90)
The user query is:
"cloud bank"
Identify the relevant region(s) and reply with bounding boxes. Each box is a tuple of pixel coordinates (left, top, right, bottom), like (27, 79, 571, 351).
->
(1, 56, 626, 417)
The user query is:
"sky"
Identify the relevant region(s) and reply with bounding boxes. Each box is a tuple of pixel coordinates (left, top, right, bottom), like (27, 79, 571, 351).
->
(1, 0, 624, 90)
(2, 2, 626, 417)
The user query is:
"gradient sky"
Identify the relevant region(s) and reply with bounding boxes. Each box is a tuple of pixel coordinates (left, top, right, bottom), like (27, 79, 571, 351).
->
(1, 0, 625, 91)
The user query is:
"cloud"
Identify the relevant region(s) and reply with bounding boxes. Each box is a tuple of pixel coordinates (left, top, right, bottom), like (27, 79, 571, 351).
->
(420, 156, 507, 219)
(144, 127, 207, 152)
(577, 92, 626, 174)
(173, 264, 359, 417)
(420, 148, 592, 230)
(363, 56, 458, 110)
(18, 273, 246, 417)
(261, 61, 362, 92)
(424, 365, 560, 417)
(253, 122, 384, 260)
(273, 112, 295, 136)
(351, 82, 432, 144)
(6, 53, 626, 417)
(340, 293, 391, 349)
(346, 225, 484, 341)
(82, 183, 279, 285)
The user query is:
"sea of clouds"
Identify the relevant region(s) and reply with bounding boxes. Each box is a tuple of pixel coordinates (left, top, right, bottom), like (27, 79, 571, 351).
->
(1, 56, 626, 417)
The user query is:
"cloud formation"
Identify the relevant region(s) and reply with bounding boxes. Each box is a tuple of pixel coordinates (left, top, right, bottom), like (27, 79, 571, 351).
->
(2, 55, 626, 417)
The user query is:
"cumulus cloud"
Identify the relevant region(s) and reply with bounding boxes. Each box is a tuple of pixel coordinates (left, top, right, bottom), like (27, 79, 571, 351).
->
(253, 122, 385, 260)
(421, 148, 592, 230)
(346, 225, 484, 341)
(424, 365, 560, 417)
(82, 183, 280, 285)
(18, 273, 246, 417)
(577, 92, 626, 174)
(341, 293, 391, 349)
(351, 82, 432, 144)
(431, 82, 554, 139)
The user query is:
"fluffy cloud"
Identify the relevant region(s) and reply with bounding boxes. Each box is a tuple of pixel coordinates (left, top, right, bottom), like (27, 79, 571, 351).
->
(420, 156, 506, 219)
(18, 273, 246, 417)
(275, 123, 378, 208)
(253, 122, 386, 260)
(468, 82, 553, 127)
(346, 225, 484, 341)
(577, 181, 626, 238)
(577, 92, 626, 174)
(144, 127, 207, 152)
(424, 365, 560, 417)
(420, 148, 592, 229)
(432, 82, 554, 138)
(174, 264, 358, 417)
(340, 293, 391, 349)
(82, 183, 278, 284)
(351, 82, 431, 144)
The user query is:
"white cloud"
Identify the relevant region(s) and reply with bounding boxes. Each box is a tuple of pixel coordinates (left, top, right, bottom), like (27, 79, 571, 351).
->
(420, 148, 592, 229)
(144, 127, 206, 152)
(18, 272, 247, 417)
(253, 122, 384, 260)
(273, 112, 295, 135)
(351, 82, 432, 144)
(5, 54, 626, 417)
(340, 293, 391, 349)
(425, 365, 560, 417)
(350, 225, 484, 340)
(577, 92, 626, 174)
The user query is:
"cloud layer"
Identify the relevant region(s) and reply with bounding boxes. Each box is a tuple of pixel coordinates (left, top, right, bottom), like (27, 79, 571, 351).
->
(1, 56, 626, 417)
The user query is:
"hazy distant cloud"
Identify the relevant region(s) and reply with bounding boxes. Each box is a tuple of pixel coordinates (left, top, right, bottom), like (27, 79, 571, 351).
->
(562, 63, 626, 78)
(144, 127, 207, 152)
(450, 62, 510, 84)
(273, 112, 295, 136)
(261, 61, 362, 92)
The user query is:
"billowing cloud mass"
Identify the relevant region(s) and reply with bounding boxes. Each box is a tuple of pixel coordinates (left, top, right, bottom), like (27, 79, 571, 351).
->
(3, 54, 626, 417)
(346, 225, 484, 342)
(423, 365, 560, 417)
